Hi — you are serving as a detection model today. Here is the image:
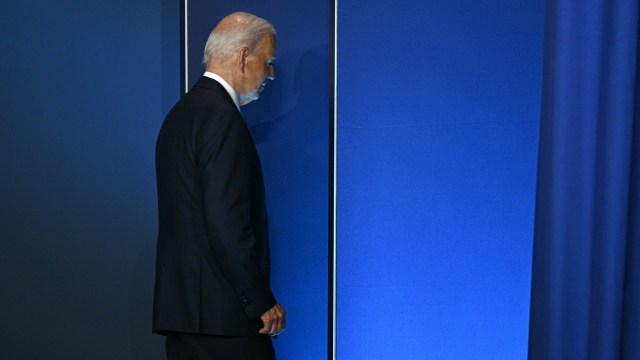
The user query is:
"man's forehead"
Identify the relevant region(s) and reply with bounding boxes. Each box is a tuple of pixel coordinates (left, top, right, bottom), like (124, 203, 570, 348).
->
(264, 34, 276, 55)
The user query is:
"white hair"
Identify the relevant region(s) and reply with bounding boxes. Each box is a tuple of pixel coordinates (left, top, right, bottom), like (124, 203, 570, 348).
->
(202, 12, 276, 65)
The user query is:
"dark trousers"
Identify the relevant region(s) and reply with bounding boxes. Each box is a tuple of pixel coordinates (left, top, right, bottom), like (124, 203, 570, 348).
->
(165, 332, 276, 360)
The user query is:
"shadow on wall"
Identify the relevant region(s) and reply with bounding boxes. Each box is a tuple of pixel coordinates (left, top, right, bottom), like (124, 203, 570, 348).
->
(244, 46, 330, 360)
(249, 47, 328, 144)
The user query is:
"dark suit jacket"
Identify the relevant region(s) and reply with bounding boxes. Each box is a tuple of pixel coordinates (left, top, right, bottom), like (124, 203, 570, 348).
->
(153, 76, 276, 336)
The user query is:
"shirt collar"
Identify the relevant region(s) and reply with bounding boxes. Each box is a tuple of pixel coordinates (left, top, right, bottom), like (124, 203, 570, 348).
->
(203, 72, 240, 111)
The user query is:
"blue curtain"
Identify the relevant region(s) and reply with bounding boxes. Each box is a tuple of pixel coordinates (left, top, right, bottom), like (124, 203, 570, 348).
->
(528, 0, 640, 359)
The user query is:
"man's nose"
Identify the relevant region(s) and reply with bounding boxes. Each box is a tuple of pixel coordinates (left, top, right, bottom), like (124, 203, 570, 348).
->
(267, 63, 275, 80)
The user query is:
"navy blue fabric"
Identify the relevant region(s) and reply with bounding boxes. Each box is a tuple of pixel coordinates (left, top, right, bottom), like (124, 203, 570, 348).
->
(165, 332, 275, 360)
(528, 0, 640, 358)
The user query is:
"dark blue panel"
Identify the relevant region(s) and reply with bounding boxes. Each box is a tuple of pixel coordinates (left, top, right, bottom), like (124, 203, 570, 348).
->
(337, 0, 543, 358)
(0, 0, 180, 358)
(187, 3, 330, 359)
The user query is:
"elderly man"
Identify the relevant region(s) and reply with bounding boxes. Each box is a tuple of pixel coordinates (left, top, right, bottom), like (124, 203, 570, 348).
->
(153, 12, 285, 360)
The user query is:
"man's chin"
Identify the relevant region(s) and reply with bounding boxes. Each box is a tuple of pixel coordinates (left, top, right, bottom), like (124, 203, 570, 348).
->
(240, 94, 260, 106)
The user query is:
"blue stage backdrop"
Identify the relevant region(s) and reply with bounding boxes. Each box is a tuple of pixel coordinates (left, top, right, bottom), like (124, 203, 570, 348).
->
(187, 2, 331, 359)
(336, 0, 544, 359)
(0, 0, 179, 358)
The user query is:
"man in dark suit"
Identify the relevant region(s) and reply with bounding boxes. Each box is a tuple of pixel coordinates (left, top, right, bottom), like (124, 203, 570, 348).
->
(153, 12, 285, 359)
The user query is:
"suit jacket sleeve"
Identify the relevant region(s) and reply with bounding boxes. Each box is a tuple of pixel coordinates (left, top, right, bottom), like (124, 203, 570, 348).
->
(197, 109, 276, 319)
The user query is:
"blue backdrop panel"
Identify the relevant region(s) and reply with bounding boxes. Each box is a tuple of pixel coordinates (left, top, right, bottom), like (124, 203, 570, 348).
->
(187, 2, 330, 359)
(337, 1, 543, 358)
(0, 0, 179, 358)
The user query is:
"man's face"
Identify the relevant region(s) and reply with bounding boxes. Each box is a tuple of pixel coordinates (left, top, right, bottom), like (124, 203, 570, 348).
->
(239, 34, 276, 106)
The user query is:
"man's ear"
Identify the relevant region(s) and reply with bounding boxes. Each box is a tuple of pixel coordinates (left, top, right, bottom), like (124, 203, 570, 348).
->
(239, 47, 249, 73)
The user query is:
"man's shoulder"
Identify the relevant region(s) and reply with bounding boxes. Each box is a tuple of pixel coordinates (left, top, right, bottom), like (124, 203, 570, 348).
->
(179, 78, 236, 112)
(165, 90, 240, 131)
(159, 77, 242, 136)
(190, 76, 227, 98)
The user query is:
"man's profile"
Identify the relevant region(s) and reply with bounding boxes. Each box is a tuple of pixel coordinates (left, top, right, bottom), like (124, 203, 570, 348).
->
(152, 12, 285, 359)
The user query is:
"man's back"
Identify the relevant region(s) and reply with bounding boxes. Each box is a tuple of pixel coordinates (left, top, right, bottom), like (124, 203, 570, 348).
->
(153, 77, 275, 336)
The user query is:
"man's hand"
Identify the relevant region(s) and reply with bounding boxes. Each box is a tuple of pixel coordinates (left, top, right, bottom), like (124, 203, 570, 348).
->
(259, 303, 286, 336)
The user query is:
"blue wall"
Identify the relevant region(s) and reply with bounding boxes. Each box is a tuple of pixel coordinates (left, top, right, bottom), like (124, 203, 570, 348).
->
(187, 2, 330, 359)
(0, 0, 180, 358)
(336, 0, 544, 358)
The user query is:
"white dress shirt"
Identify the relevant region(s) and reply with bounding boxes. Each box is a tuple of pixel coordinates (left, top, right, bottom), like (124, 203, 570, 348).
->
(203, 71, 241, 111)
